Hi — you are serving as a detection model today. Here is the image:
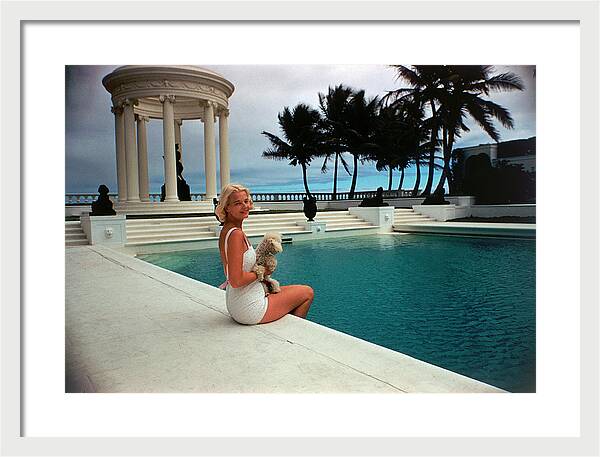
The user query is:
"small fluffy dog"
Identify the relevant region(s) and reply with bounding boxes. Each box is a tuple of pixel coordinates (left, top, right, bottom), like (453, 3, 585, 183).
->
(252, 232, 283, 294)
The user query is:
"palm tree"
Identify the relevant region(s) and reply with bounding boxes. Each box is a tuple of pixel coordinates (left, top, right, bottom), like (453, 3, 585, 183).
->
(345, 90, 380, 198)
(261, 104, 324, 197)
(318, 85, 354, 200)
(383, 65, 447, 196)
(320, 150, 352, 199)
(370, 105, 407, 191)
(431, 65, 524, 196)
(371, 102, 431, 193)
(318, 85, 380, 199)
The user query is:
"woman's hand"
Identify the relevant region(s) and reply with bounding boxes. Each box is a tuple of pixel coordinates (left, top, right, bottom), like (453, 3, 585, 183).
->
(253, 265, 266, 281)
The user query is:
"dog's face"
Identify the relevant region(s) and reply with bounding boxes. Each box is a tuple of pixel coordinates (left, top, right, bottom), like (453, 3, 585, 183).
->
(264, 233, 283, 254)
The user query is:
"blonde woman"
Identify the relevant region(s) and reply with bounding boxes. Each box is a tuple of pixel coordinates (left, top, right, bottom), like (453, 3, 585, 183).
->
(216, 184, 314, 325)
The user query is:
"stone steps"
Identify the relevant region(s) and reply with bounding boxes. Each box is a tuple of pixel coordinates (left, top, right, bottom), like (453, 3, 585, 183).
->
(123, 210, 377, 246)
(127, 219, 217, 230)
(394, 215, 434, 223)
(125, 234, 219, 246)
(393, 208, 435, 226)
(126, 227, 215, 239)
(239, 221, 305, 231)
(114, 201, 268, 216)
(324, 220, 373, 229)
(324, 226, 381, 234)
(114, 201, 214, 217)
(126, 214, 217, 223)
(243, 226, 312, 237)
(247, 211, 351, 223)
(127, 231, 217, 244)
(65, 221, 88, 247)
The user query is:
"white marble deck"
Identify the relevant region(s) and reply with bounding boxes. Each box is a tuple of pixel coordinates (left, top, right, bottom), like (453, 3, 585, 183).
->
(65, 245, 505, 393)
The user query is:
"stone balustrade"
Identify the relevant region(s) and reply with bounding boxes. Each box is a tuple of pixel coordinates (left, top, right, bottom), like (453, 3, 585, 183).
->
(250, 190, 412, 202)
(66, 193, 206, 205)
(66, 189, 416, 206)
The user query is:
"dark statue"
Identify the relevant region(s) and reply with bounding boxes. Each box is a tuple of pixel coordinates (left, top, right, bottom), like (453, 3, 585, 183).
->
(161, 144, 191, 201)
(358, 187, 389, 207)
(303, 195, 317, 221)
(422, 190, 450, 205)
(91, 184, 116, 216)
(213, 197, 224, 226)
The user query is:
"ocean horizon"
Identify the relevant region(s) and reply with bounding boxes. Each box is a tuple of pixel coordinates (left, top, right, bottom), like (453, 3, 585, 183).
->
(67, 168, 447, 195)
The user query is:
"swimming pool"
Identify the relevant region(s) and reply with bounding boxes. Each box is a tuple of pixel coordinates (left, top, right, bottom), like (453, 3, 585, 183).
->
(138, 233, 536, 392)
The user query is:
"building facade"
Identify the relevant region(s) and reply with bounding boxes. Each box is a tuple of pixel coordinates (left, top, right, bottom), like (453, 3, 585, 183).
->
(456, 137, 536, 173)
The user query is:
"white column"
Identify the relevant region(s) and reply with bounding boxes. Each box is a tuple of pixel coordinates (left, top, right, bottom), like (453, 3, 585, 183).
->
(136, 115, 150, 202)
(123, 98, 140, 202)
(203, 101, 217, 200)
(174, 118, 183, 163)
(219, 108, 230, 191)
(111, 104, 127, 203)
(160, 95, 178, 202)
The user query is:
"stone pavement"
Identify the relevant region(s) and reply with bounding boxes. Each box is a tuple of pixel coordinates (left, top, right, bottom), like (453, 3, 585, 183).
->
(65, 245, 504, 393)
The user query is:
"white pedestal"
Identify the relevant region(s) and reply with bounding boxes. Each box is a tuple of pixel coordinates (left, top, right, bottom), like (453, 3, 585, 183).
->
(412, 204, 470, 221)
(301, 220, 326, 234)
(348, 206, 395, 232)
(454, 196, 476, 207)
(80, 213, 127, 246)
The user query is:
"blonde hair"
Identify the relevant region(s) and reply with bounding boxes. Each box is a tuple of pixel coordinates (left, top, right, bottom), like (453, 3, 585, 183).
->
(215, 184, 254, 223)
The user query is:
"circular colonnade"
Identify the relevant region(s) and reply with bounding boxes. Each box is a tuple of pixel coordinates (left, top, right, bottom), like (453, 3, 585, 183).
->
(102, 65, 235, 208)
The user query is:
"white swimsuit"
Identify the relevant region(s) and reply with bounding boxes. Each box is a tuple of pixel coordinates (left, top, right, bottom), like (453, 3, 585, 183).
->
(223, 227, 269, 325)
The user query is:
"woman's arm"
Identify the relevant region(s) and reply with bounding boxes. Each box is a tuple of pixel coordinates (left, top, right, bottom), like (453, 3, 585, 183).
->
(226, 230, 260, 288)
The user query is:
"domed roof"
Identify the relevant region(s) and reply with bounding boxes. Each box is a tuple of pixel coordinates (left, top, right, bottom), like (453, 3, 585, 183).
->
(111, 65, 227, 80)
(103, 65, 234, 97)
(102, 65, 235, 119)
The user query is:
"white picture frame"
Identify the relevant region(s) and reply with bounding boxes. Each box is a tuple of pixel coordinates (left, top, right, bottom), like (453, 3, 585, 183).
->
(1, 1, 598, 456)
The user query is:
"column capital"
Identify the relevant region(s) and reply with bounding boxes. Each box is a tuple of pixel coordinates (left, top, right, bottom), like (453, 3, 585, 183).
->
(219, 108, 230, 117)
(135, 114, 150, 123)
(159, 94, 176, 104)
(201, 101, 217, 123)
(175, 118, 183, 126)
(110, 104, 123, 115)
(123, 98, 139, 107)
(201, 100, 217, 110)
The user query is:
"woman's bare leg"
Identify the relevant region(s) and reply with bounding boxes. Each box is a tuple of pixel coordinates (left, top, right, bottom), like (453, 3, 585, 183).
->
(259, 285, 314, 324)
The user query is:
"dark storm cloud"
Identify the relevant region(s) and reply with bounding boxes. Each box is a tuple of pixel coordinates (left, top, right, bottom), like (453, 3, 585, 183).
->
(65, 64, 535, 193)
(66, 65, 119, 192)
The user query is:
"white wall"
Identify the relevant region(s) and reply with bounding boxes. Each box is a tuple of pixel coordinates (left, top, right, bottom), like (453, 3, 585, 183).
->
(66, 205, 91, 217)
(470, 204, 536, 218)
(80, 214, 127, 246)
(349, 206, 395, 232)
(413, 204, 536, 221)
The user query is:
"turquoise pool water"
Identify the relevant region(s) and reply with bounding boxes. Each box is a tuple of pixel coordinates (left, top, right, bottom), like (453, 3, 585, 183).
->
(138, 234, 536, 392)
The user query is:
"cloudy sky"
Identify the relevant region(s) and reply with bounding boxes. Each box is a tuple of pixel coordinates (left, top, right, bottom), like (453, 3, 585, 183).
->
(65, 64, 535, 195)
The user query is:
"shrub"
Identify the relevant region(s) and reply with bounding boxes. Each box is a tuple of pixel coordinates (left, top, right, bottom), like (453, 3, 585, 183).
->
(459, 154, 535, 204)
